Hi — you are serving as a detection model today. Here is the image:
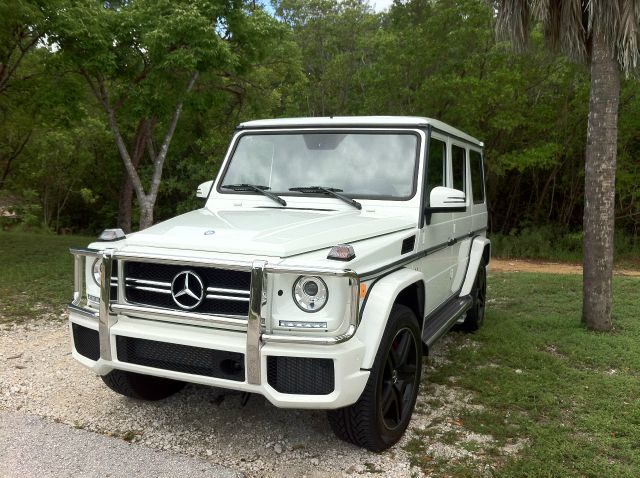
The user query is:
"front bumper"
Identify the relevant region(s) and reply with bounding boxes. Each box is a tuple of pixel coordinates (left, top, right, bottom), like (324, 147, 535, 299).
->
(68, 312, 369, 408)
(68, 248, 367, 409)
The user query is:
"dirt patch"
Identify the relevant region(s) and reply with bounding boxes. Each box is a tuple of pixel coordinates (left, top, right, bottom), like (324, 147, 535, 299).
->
(489, 259, 640, 277)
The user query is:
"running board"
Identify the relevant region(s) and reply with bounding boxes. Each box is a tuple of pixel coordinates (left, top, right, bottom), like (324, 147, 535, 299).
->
(422, 295, 473, 347)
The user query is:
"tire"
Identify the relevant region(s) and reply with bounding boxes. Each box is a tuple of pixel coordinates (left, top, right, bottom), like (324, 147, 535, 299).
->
(101, 370, 185, 401)
(462, 259, 487, 332)
(327, 304, 422, 451)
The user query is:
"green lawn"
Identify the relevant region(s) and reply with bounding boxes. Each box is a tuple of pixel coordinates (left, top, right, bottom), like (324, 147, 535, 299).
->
(1, 232, 638, 476)
(412, 272, 640, 477)
(0, 231, 93, 323)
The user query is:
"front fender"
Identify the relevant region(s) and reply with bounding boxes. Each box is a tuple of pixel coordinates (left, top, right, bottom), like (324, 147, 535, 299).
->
(355, 268, 424, 369)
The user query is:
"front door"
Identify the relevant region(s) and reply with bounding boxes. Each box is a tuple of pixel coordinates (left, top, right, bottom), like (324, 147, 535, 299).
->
(418, 135, 455, 315)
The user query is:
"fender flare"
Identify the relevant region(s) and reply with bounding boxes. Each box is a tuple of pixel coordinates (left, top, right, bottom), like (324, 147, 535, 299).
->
(460, 236, 491, 296)
(355, 268, 424, 369)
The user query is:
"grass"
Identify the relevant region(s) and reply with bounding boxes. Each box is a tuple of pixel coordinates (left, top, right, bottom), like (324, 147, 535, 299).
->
(408, 272, 640, 477)
(1, 232, 639, 475)
(0, 230, 93, 323)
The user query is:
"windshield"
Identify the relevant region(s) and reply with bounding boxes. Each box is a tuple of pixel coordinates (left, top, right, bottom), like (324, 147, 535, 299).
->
(219, 132, 420, 200)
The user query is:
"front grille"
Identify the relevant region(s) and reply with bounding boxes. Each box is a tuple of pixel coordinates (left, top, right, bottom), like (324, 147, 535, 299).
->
(72, 323, 100, 361)
(267, 356, 335, 395)
(116, 336, 245, 381)
(122, 261, 251, 316)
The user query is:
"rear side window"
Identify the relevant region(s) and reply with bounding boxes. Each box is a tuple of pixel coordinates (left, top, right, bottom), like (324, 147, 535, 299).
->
(470, 150, 485, 203)
(451, 145, 466, 193)
(426, 138, 446, 205)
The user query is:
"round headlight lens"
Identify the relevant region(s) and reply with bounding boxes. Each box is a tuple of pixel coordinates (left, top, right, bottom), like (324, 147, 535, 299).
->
(91, 258, 102, 286)
(293, 276, 328, 312)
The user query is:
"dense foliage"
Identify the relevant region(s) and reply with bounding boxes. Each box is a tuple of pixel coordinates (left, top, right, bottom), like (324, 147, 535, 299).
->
(1, 0, 638, 243)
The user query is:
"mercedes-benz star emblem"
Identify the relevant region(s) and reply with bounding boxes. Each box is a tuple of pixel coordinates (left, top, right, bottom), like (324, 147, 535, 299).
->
(171, 271, 205, 310)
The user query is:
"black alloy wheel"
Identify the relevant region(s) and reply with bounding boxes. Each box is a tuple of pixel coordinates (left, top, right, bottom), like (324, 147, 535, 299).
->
(327, 304, 422, 451)
(462, 259, 487, 331)
(379, 327, 420, 431)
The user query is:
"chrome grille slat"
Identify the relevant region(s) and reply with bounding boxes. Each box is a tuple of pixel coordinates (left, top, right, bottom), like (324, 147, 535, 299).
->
(205, 294, 250, 302)
(126, 278, 171, 287)
(206, 287, 250, 296)
(130, 285, 172, 294)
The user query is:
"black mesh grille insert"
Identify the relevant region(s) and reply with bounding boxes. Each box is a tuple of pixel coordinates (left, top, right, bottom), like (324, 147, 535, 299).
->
(72, 323, 100, 361)
(401, 235, 416, 254)
(123, 261, 250, 316)
(116, 336, 245, 381)
(267, 356, 335, 395)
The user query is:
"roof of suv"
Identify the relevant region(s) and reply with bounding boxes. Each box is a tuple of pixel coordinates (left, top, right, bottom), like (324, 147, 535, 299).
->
(237, 116, 483, 147)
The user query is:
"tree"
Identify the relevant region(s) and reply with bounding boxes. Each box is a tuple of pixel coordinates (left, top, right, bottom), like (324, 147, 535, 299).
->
(496, 1, 639, 331)
(53, 0, 284, 230)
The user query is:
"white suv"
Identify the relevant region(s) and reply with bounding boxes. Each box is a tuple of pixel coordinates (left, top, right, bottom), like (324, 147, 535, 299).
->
(68, 116, 489, 451)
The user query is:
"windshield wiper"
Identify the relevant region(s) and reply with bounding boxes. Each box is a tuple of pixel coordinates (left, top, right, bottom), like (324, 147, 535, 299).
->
(289, 186, 362, 210)
(222, 184, 287, 207)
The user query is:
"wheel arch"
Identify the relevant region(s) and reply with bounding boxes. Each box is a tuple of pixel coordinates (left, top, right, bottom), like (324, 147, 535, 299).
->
(460, 236, 491, 296)
(356, 268, 425, 369)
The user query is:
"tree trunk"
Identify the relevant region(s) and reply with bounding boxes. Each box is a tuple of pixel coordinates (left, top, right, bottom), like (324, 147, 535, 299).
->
(139, 200, 154, 230)
(117, 119, 149, 232)
(582, 28, 620, 331)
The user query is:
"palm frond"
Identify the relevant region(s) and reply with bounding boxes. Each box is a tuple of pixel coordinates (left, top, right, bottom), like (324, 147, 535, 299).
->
(588, 0, 620, 48)
(560, 0, 588, 62)
(617, 0, 640, 74)
(498, 0, 639, 75)
(496, 0, 532, 52)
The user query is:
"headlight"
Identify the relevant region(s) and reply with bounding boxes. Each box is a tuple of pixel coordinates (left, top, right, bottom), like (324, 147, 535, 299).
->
(91, 258, 102, 286)
(293, 276, 328, 312)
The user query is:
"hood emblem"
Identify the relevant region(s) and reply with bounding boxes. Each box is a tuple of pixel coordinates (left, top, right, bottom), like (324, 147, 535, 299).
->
(171, 271, 205, 310)
(204, 230, 215, 235)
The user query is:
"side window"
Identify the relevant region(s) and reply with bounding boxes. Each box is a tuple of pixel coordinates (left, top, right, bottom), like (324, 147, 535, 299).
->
(451, 145, 466, 194)
(426, 138, 446, 205)
(470, 150, 485, 204)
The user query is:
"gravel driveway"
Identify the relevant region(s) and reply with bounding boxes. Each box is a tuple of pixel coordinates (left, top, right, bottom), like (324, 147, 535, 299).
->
(0, 318, 514, 477)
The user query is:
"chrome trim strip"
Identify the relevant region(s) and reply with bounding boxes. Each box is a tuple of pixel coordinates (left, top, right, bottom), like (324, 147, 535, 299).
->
(129, 285, 172, 294)
(69, 247, 102, 257)
(111, 303, 248, 329)
(98, 251, 114, 360)
(117, 260, 126, 304)
(68, 303, 99, 319)
(247, 260, 266, 385)
(262, 325, 357, 345)
(73, 255, 84, 303)
(205, 294, 250, 302)
(206, 286, 250, 296)
(126, 278, 171, 287)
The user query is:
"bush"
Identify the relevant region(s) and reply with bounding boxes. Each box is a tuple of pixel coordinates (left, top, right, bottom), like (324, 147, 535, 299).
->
(490, 226, 640, 265)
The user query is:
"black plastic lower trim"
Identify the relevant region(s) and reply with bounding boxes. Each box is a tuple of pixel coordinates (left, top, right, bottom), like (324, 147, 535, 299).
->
(267, 356, 335, 395)
(72, 323, 100, 361)
(116, 336, 245, 381)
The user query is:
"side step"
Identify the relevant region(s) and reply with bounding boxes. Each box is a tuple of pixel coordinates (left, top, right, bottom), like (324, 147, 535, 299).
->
(422, 295, 473, 347)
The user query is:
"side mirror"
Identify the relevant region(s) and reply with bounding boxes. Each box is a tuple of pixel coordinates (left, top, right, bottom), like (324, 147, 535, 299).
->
(424, 186, 466, 225)
(429, 186, 465, 208)
(196, 180, 213, 199)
